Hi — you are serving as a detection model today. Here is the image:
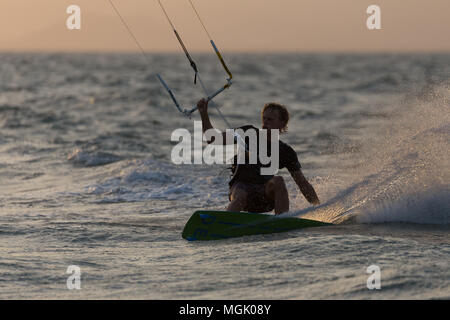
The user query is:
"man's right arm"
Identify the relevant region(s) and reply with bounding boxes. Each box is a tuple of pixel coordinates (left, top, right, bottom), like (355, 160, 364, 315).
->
(197, 98, 230, 145)
(197, 98, 214, 133)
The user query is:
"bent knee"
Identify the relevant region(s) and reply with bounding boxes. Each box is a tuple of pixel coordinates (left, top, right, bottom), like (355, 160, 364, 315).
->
(270, 176, 286, 187)
(230, 186, 248, 201)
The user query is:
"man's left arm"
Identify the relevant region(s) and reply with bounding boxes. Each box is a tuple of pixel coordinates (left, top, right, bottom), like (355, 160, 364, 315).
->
(289, 169, 320, 205)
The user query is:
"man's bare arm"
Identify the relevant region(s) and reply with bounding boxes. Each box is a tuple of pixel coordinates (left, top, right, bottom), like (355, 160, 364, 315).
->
(197, 98, 233, 145)
(290, 169, 320, 205)
(197, 99, 214, 133)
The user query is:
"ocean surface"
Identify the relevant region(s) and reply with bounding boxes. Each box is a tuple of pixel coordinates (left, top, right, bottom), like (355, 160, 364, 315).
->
(0, 52, 448, 299)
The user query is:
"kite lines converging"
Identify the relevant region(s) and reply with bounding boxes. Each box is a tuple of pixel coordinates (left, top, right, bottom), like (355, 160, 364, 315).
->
(108, 0, 235, 127)
(155, 0, 233, 121)
(108, 0, 247, 175)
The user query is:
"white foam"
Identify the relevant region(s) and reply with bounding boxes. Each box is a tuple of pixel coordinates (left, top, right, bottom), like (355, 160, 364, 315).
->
(357, 188, 450, 225)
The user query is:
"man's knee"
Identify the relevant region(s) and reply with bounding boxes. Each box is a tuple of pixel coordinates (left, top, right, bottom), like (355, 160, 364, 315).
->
(230, 186, 248, 202)
(265, 176, 286, 199)
(269, 176, 286, 188)
(229, 187, 248, 211)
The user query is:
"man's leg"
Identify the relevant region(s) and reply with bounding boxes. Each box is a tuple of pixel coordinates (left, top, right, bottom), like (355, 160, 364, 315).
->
(227, 183, 248, 212)
(265, 176, 289, 215)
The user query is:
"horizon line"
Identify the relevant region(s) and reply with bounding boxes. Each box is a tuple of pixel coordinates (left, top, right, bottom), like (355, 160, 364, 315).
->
(1, 48, 449, 55)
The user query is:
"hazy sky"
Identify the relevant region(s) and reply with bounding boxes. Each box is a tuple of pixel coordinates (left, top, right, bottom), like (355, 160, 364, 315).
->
(1, 0, 449, 52)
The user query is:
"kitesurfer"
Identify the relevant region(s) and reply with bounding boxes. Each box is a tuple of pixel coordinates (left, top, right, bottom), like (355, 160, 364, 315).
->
(197, 98, 320, 215)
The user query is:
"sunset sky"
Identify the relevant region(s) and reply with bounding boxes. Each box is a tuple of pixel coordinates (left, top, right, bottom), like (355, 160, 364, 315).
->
(1, 0, 449, 53)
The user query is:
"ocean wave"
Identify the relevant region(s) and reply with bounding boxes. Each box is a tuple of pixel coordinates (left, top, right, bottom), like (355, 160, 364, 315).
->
(352, 74, 402, 93)
(356, 188, 450, 225)
(299, 83, 450, 226)
(67, 148, 122, 167)
(82, 158, 229, 206)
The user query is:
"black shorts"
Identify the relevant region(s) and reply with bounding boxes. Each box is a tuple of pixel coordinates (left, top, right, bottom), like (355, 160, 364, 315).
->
(228, 181, 275, 213)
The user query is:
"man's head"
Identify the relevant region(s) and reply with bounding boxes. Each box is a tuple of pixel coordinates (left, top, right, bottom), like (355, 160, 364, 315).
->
(261, 102, 289, 133)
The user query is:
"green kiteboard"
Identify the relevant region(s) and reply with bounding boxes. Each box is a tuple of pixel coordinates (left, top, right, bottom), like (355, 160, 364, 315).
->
(182, 210, 332, 241)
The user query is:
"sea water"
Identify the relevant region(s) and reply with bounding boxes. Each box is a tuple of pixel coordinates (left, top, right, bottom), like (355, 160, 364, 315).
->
(0, 53, 448, 299)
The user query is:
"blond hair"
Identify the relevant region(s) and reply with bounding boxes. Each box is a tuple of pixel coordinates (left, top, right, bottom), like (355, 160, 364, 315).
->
(261, 102, 290, 133)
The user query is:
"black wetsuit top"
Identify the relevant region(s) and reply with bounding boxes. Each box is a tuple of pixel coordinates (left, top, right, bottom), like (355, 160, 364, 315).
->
(229, 125, 302, 187)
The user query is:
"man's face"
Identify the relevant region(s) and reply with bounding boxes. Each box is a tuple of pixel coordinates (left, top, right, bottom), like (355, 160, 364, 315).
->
(262, 108, 283, 131)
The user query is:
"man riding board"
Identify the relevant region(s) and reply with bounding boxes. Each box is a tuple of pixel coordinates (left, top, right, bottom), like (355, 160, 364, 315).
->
(197, 98, 320, 215)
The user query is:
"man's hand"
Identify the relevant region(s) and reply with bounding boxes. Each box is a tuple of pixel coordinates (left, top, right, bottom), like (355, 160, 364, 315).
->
(305, 193, 320, 206)
(197, 98, 208, 114)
